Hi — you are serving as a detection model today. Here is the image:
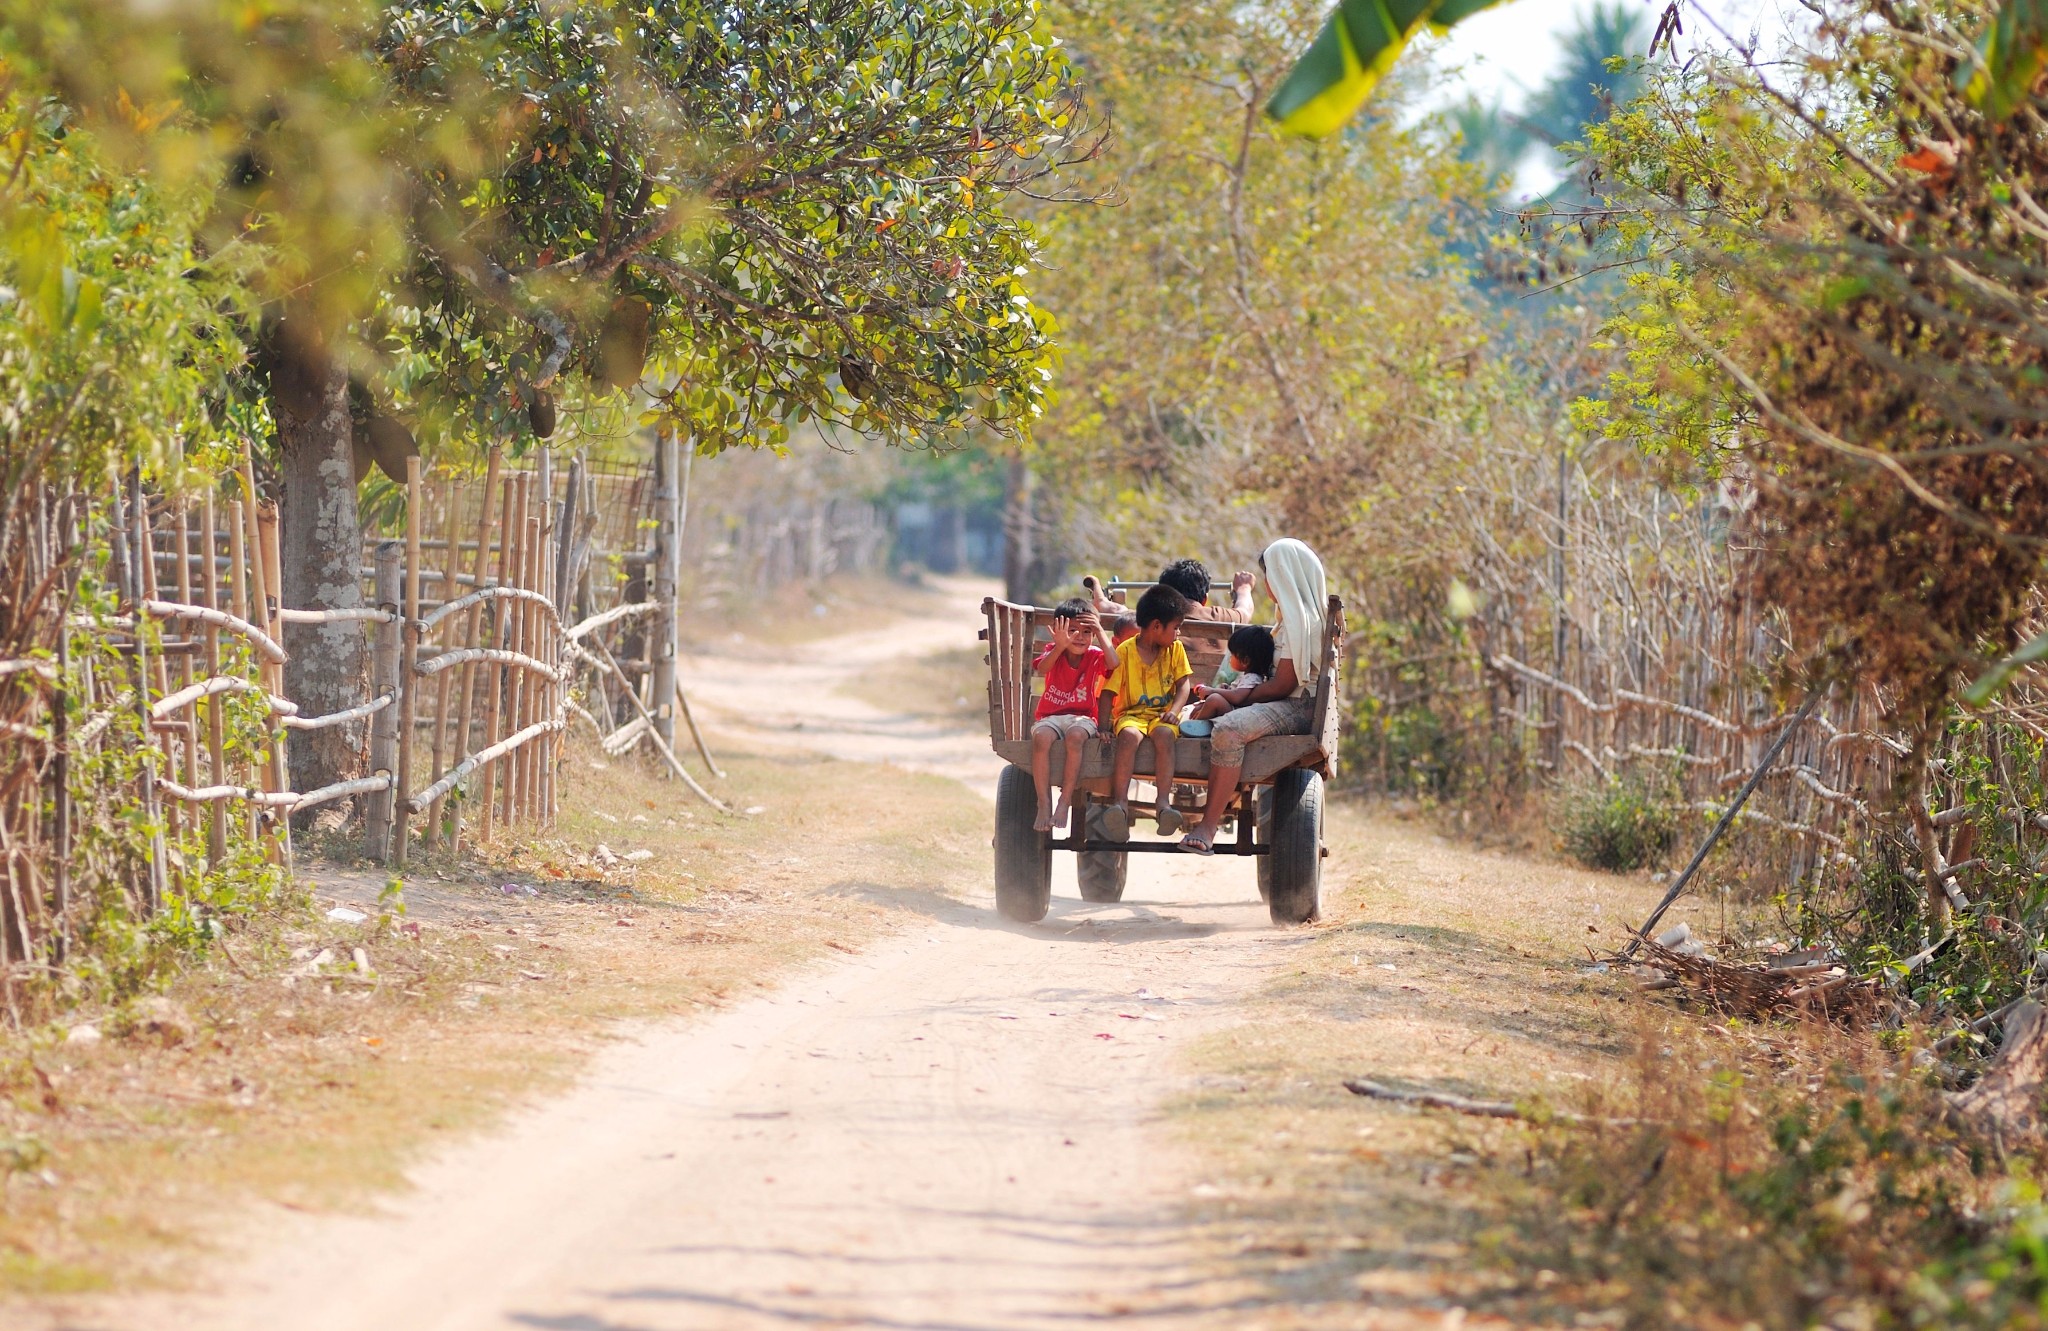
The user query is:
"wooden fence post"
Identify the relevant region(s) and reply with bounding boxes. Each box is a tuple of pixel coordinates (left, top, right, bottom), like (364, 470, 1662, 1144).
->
(394, 459, 422, 865)
(445, 447, 501, 855)
(650, 425, 680, 757)
(199, 491, 227, 865)
(366, 541, 403, 862)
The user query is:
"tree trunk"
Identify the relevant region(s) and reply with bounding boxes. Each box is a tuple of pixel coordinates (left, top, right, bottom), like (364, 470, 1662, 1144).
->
(269, 315, 368, 816)
(1003, 454, 1034, 604)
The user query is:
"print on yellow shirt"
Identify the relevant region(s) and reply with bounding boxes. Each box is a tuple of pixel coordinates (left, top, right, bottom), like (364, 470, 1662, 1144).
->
(1104, 637, 1191, 726)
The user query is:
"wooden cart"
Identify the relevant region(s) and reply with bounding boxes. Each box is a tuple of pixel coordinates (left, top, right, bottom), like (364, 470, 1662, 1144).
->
(979, 595, 1345, 926)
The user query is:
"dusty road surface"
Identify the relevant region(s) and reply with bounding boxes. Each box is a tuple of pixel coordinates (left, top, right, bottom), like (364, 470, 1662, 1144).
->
(678, 573, 1009, 797)
(104, 577, 1314, 1331)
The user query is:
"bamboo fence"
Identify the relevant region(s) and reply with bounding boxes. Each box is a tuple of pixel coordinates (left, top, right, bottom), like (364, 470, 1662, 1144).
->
(0, 438, 722, 1019)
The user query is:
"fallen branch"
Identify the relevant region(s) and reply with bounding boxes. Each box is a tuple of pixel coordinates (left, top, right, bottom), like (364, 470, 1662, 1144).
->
(1947, 1000, 2048, 1136)
(1626, 687, 1826, 956)
(1343, 1078, 1646, 1127)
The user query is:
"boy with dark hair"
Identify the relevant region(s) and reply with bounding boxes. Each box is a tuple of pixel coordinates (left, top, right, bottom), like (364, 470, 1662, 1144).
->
(1088, 560, 1256, 623)
(1100, 584, 1193, 837)
(1030, 598, 1112, 832)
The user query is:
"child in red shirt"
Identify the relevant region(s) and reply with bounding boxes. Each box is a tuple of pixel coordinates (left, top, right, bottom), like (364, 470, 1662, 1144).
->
(1031, 598, 1112, 832)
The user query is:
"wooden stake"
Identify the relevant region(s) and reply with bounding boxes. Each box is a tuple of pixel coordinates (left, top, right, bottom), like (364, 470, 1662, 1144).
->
(226, 499, 256, 843)
(520, 512, 542, 824)
(138, 495, 180, 854)
(425, 481, 458, 851)
(649, 425, 680, 757)
(366, 543, 403, 863)
(258, 501, 293, 869)
(394, 457, 422, 864)
(173, 503, 197, 797)
(200, 491, 227, 865)
(445, 448, 501, 855)
(477, 470, 515, 846)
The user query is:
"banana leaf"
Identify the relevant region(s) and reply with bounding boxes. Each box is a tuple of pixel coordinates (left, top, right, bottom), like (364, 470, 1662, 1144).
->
(1267, 0, 1516, 136)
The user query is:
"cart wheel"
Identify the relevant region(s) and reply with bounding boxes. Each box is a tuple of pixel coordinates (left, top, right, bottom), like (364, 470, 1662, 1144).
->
(1077, 802, 1128, 903)
(1255, 788, 1274, 904)
(994, 764, 1052, 923)
(1266, 769, 1323, 925)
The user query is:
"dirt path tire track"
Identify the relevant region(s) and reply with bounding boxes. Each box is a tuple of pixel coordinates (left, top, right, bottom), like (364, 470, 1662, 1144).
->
(95, 577, 1301, 1330)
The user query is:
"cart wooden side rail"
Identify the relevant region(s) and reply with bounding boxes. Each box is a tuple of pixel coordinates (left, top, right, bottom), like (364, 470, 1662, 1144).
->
(979, 594, 1346, 926)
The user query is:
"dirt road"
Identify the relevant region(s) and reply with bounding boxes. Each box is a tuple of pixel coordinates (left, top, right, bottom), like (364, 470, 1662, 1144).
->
(116, 578, 1307, 1330)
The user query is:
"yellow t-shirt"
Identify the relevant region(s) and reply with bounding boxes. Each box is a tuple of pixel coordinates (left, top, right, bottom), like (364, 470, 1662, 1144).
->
(1104, 637, 1191, 725)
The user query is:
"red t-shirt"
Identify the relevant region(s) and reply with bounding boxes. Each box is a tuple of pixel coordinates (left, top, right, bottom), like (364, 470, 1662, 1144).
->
(1033, 643, 1109, 721)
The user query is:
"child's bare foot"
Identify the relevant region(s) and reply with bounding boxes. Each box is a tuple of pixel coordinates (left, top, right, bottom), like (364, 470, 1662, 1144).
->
(1052, 796, 1072, 831)
(1033, 803, 1054, 833)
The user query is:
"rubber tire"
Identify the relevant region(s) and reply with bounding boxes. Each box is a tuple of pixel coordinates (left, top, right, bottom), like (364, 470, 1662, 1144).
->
(1077, 802, 1129, 903)
(1255, 788, 1274, 904)
(994, 764, 1052, 923)
(1266, 769, 1323, 925)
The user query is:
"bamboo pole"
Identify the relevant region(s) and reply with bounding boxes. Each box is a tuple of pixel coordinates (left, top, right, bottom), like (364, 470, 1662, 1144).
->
(538, 451, 557, 828)
(522, 511, 542, 825)
(138, 496, 181, 856)
(649, 425, 680, 756)
(425, 480, 458, 850)
(200, 491, 227, 865)
(240, 443, 290, 860)
(393, 458, 422, 863)
(128, 473, 168, 915)
(258, 502, 292, 868)
(497, 477, 524, 823)
(366, 544, 403, 862)
(445, 448, 501, 855)
(226, 499, 256, 843)
(477, 470, 515, 845)
(173, 503, 197, 799)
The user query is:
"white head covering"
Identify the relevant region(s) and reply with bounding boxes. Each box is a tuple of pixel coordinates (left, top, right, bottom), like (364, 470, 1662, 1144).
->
(1263, 538, 1328, 687)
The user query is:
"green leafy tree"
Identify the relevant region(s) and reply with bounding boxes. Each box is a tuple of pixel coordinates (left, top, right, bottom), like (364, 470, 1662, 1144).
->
(6, 0, 1088, 795)
(1032, 1, 1495, 585)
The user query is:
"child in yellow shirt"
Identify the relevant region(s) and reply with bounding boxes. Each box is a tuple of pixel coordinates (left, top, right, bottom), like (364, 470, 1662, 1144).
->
(1100, 584, 1193, 837)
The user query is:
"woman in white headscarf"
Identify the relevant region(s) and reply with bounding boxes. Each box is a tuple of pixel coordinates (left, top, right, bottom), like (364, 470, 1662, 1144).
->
(1179, 538, 1328, 854)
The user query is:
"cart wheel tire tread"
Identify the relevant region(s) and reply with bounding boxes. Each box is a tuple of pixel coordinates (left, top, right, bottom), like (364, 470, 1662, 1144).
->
(1077, 803, 1128, 903)
(1266, 768, 1322, 925)
(1255, 788, 1274, 903)
(994, 764, 1052, 922)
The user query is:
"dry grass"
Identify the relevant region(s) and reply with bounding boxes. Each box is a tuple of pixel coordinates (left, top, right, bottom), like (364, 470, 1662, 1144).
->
(1168, 797, 1670, 1328)
(682, 570, 966, 654)
(837, 645, 988, 725)
(1172, 798, 2048, 1330)
(0, 733, 987, 1300)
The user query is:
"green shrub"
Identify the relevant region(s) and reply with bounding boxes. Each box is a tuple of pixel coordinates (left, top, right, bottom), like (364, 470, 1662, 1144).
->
(1556, 771, 1679, 871)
